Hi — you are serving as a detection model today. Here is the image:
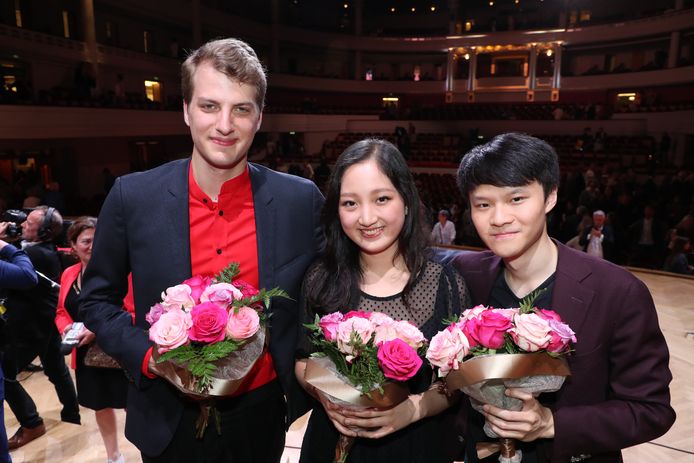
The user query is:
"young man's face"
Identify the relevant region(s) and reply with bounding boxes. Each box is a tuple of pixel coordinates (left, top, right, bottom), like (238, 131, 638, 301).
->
(468, 181, 557, 261)
(183, 61, 262, 177)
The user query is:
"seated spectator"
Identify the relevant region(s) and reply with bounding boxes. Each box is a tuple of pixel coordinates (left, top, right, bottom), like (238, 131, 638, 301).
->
(663, 235, 692, 275)
(431, 209, 456, 245)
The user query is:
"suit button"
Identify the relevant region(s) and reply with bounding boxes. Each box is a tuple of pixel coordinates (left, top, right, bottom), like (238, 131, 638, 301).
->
(216, 249, 222, 255)
(219, 210, 223, 216)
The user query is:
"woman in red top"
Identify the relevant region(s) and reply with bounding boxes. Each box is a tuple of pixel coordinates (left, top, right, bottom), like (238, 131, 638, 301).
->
(55, 217, 133, 463)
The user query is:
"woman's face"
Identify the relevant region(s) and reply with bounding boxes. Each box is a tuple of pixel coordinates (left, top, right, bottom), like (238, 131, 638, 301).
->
(72, 228, 94, 265)
(338, 159, 406, 259)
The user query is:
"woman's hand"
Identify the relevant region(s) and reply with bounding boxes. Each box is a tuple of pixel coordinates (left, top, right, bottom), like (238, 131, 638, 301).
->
(315, 391, 361, 437)
(76, 327, 96, 347)
(340, 394, 421, 439)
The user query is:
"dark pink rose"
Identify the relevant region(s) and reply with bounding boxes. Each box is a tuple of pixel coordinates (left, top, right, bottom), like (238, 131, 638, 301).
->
(233, 279, 260, 298)
(188, 302, 229, 344)
(146, 303, 167, 326)
(455, 320, 479, 349)
(343, 310, 371, 321)
(182, 275, 213, 304)
(318, 311, 344, 342)
(467, 309, 513, 349)
(377, 338, 423, 382)
(546, 319, 577, 353)
(537, 308, 563, 323)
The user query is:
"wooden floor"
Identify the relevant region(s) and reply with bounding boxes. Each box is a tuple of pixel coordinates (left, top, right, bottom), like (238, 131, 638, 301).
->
(4, 269, 693, 462)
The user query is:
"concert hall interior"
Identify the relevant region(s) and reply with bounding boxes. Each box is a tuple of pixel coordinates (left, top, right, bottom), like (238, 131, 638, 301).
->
(1, 0, 693, 461)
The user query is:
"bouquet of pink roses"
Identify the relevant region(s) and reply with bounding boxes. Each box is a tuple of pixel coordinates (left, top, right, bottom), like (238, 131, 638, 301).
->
(147, 262, 287, 399)
(304, 310, 427, 463)
(425, 291, 575, 463)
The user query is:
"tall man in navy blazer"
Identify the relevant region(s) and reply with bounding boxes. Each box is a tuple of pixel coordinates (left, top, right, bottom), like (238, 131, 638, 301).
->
(452, 133, 675, 462)
(80, 38, 324, 462)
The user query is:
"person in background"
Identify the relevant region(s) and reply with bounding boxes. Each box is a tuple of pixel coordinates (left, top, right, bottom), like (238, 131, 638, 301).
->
(55, 217, 133, 463)
(2, 206, 80, 451)
(579, 210, 615, 261)
(662, 235, 692, 275)
(0, 225, 39, 463)
(431, 209, 456, 245)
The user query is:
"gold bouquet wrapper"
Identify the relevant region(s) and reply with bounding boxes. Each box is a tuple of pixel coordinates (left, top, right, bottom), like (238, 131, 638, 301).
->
(304, 356, 410, 408)
(444, 352, 570, 391)
(151, 327, 267, 399)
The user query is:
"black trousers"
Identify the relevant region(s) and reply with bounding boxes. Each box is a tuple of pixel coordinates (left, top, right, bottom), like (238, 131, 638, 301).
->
(2, 324, 80, 428)
(141, 379, 286, 463)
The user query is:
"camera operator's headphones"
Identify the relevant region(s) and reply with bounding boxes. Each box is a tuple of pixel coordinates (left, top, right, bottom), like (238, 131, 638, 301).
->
(37, 207, 56, 242)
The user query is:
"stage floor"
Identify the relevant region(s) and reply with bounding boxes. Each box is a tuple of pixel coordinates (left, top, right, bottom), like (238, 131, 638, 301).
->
(5, 269, 693, 462)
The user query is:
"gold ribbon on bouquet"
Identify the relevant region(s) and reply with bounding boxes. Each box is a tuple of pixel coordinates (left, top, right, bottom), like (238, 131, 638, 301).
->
(444, 352, 570, 391)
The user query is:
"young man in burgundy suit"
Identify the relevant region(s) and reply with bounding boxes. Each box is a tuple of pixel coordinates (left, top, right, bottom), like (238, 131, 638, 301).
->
(80, 38, 324, 462)
(452, 133, 675, 462)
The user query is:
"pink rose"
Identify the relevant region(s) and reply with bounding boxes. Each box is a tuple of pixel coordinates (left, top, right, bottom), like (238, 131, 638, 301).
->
(233, 279, 260, 298)
(149, 309, 192, 352)
(368, 312, 395, 327)
(546, 319, 577, 353)
(373, 322, 398, 346)
(510, 313, 552, 352)
(393, 320, 426, 349)
(537, 308, 563, 323)
(426, 326, 470, 377)
(188, 302, 229, 344)
(467, 309, 513, 349)
(146, 303, 167, 326)
(343, 311, 371, 321)
(336, 317, 374, 355)
(461, 304, 488, 321)
(226, 306, 260, 341)
(182, 275, 213, 304)
(377, 338, 423, 381)
(200, 283, 243, 309)
(318, 312, 344, 342)
(161, 284, 195, 311)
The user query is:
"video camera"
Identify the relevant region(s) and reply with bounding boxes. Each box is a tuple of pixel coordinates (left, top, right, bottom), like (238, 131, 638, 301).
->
(2, 209, 27, 239)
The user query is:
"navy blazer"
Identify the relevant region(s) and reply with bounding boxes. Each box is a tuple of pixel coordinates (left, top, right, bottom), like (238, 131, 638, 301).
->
(451, 241, 675, 463)
(80, 159, 324, 456)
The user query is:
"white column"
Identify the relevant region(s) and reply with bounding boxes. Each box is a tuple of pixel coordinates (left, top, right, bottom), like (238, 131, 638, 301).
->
(80, 0, 97, 67)
(467, 50, 477, 92)
(446, 49, 455, 92)
(528, 45, 538, 91)
(552, 43, 562, 89)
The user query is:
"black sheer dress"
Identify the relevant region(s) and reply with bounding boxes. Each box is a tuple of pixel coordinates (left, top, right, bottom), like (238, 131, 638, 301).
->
(299, 259, 471, 463)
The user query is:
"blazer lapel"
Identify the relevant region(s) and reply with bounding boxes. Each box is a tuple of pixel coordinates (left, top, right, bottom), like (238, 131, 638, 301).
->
(249, 164, 275, 289)
(163, 159, 192, 281)
(551, 241, 594, 335)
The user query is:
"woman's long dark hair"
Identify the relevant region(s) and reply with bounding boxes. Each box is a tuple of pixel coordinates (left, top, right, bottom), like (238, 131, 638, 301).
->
(305, 138, 428, 313)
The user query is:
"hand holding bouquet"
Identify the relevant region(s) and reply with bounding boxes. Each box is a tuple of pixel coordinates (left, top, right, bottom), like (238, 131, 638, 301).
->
(425, 290, 576, 462)
(304, 310, 427, 463)
(146, 262, 287, 436)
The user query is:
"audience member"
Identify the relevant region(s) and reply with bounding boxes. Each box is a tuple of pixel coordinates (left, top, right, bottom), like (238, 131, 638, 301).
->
(431, 209, 456, 245)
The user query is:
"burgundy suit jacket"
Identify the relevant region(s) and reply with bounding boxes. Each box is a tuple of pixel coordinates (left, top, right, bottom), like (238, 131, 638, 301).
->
(451, 240, 675, 463)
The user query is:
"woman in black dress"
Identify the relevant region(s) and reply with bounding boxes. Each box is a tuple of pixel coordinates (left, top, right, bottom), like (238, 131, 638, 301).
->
(55, 217, 131, 463)
(295, 139, 470, 462)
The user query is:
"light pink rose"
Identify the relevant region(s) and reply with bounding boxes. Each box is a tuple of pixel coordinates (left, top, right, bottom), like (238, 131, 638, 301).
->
(393, 320, 426, 349)
(188, 302, 229, 344)
(510, 313, 552, 352)
(426, 326, 470, 377)
(546, 319, 577, 353)
(377, 338, 423, 381)
(368, 312, 395, 327)
(149, 309, 192, 352)
(182, 275, 213, 304)
(233, 279, 260, 298)
(461, 304, 488, 321)
(225, 306, 260, 341)
(336, 317, 374, 355)
(467, 309, 513, 349)
(161, 284, 195, 311)
(200, 283, 243, 309)
(318, 312, 344, 342)
(373, 322, 398, 346)
(146, 303, 167, 326)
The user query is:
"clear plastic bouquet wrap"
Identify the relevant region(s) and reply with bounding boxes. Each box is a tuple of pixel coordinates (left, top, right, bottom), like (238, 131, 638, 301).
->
(146, 262, 287, 436)
(304, 311, 427, 463)
(425, 291, 575, 462)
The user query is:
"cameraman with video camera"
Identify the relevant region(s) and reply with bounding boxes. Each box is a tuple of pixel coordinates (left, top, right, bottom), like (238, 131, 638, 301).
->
(0, 222, 39, 463)
(0, 206, 80, 451)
